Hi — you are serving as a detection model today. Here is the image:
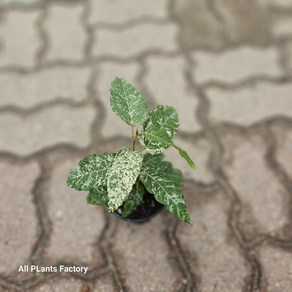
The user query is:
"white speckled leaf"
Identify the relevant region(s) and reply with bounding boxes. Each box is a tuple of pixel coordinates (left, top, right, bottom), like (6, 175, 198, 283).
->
(67, 153, 114, 191)
(110, 77, 148, 126)
(107, 147, 143, 212)
(121, 183, 145, 218)
(141, 171, 190, 224)
(145, 105, 179, 136)
(87, 187, 108, 206)
(142, 127, 172, 151)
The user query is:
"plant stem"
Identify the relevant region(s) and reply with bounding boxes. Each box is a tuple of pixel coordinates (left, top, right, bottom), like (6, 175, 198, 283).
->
(131, 126, 136, 151)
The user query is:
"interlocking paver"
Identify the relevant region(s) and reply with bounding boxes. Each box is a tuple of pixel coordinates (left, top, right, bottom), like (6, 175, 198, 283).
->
(88, 0, 168, 25)
(0, 11, 40, 68)
(110, 216, 184, 292)
(92, 23, 178, 58)
(0, 161, 40, 278)
(144, 56, 201, 133)
(206, 82, 292, 126)
(31, 277, 84, 292)
(0, 105, 95, 156)
(165, 136, 214, 184)
(96, 62, 140, 138)
(272, 14, 292, 38)
(284, 40, 292, 74)
(93, 274, 116, 292)
(44, 157, 105, 266)
(0, 66, 91, 108)
(258, 246, 292, 292)
(258, 0, 292, 7)
(220, 130, 289, 237)
(45, 5, 86, 62)
(192, 47, 281, 84)
(177, 187, 248, 291)
(173, 0, 223, 50)
(215, 0, 269, 44)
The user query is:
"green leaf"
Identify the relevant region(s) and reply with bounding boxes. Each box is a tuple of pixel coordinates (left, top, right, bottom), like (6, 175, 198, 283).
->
(67, 153, 114, 191)
(110, 77, 148, 126)
(145, 105, 179, 137)
(87, 188, 108, 205)
(172, 144, 195, 169)
(140, 168, 191, 224)
(142, 127, 172, 151)
(107, 147, 143, 212)
(141, 153, 183, 188)
(121, 183, 145, 218)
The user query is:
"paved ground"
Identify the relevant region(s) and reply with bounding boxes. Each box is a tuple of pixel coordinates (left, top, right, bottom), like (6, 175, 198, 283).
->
(0, 0, 292, 291)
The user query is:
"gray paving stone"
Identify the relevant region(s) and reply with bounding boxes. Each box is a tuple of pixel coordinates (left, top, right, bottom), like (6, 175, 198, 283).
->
(206, 82, 292, 126)
(96, 62, 140, 138)
(44, 157, 105, 267)
(110, 216, 184, 292)
(0, 104, 96, 156)
(258, 245, 292, 292)
(31, 277, 84, 292)
(284, 40, 292, 74)
(0, 11, 40, 68)
(258, 0, 292, 7)
(0, 161, 40, 278)
(93, 274, 116, 292)
(144, 56, 201, 133)
(272, 14, 292, 38)
(192, 47, 281, 84)
(165, 136, 214, 184)
(0, 66, 91, 108)
(173, 0, 223, 50)
(270, 123, 292, 179)
(92, 23, 178, 58)
(88, 0, 168, 25)
(45, 4, 86, 62)
(177, 187, 248, 291)
(215, 0, 269, 44)
(220, 131, 289, 237)
(0, 0, 42, 6)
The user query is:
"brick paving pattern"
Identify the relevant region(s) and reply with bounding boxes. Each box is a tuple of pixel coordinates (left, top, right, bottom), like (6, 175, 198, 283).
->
(0, 0, 291, 291)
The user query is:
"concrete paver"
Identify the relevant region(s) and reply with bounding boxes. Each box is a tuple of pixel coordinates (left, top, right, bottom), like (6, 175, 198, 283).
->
(0, 66, 91, 108)
(0, 0, 291, 290)
(0, 105, 96, 155)
(177, 187, 249, 291)
(192, 47, 281, 84)
(88, 0, 168, 25)
(92, 23, 178, 58)
(45, 4, 86, 62)
(0, 11, 40, 68)
(206, 82, 292, 126)
(0, 161, 40, 278)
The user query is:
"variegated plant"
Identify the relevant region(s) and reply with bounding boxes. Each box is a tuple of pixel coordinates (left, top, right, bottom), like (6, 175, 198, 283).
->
(67, 77, 195, 224)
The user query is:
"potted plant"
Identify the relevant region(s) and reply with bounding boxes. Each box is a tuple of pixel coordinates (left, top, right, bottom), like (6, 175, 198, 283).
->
(67, 78, 195, 224)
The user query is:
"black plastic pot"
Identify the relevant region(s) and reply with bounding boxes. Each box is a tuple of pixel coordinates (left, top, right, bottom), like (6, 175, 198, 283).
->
(114, 191, 164, 224)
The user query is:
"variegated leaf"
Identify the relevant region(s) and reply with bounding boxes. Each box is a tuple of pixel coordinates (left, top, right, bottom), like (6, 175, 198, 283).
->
(140, 168, 190, 224)
(87, 188, 108, 205)
(110, 77, 148, 126)
(144, 105, 179, 137)
(107, 147, 143, 212)
(67, 153, 114, 191)
(142, 127, 172, 152)
(121, 183, 145, 218)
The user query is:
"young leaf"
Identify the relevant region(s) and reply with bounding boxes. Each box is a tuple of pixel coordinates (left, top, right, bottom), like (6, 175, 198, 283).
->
(107, 147, 143, 212)
(145, 105, 179, 137)
(142, 127, 172, 150)
(87, 188, 108, 206)
(140, 169, 191, 224)
(121, 183, 145, 218)
(67, 153, 114, 191)
(110, 77, 148, 126)
(172, 144, 195, 169)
